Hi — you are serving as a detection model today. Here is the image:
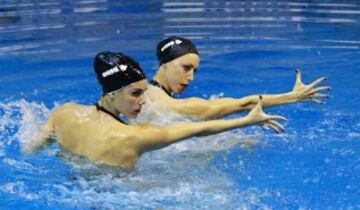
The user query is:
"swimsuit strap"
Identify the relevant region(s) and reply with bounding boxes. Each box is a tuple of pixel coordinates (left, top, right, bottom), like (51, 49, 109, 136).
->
(95, 103, 127, 124)
(149, 79, 172, 97)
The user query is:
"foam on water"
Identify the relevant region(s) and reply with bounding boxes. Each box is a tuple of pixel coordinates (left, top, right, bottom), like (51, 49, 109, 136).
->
(0, 100, 50, 154)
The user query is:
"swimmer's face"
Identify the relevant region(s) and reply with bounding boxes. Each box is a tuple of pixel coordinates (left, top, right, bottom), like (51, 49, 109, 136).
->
(111, 79, 148, 118)
(163, 53, 200, 94)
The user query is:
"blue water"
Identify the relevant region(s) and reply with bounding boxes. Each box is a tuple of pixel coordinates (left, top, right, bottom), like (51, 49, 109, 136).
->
(1, 1, 359, 209)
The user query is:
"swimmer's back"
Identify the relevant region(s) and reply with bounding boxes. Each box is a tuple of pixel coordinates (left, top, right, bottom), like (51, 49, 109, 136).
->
(51, 103, 138, 168)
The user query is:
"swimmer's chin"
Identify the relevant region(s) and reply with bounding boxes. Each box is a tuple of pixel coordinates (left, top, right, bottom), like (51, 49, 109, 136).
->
(173, 84, 188, 94)
(171, 88, 184, 94)
(127, 110, 141, 118)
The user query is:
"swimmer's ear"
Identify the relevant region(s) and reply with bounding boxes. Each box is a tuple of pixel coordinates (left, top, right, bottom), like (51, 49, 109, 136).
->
(110, 94, 117, 101)
(162, 63, 168, 70)
(105, 93, 116, 101)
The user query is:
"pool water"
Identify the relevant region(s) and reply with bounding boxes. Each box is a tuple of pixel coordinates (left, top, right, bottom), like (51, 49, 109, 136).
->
(1, 1, 359, 209)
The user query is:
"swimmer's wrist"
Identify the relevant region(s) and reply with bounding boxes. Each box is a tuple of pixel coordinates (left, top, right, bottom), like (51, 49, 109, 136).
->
(287, 91, 301, 102)
(242, 115, 258, 125)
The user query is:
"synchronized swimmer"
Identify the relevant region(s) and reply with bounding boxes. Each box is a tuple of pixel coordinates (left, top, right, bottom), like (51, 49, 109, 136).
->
(145, 36, 330, 120)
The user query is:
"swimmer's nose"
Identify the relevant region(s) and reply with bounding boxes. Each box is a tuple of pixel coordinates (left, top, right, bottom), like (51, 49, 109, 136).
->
(138, 93, 145, 105)
(139, 98, 146, 105)
(187, 70, 194, 81)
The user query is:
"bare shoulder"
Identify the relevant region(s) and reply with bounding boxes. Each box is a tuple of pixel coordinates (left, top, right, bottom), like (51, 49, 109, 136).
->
(51, 102, 95, 120)
(146, 85, 174, 104)
(58, 102, 85, 110)
(53, 102, 88, 113)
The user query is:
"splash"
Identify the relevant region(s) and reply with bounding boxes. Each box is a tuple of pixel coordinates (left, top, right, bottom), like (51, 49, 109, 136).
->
(132, 96, 192, 126)
(0, 99, 51, 155)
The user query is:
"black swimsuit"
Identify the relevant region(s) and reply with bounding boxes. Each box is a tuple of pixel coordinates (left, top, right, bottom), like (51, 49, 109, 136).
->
(95, 103, 127, 124)
(149, 79, 172, 97)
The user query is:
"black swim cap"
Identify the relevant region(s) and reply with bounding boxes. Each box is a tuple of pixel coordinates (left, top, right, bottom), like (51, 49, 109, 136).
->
(94, 51, 146, 95)
(156, 36, 199, 65)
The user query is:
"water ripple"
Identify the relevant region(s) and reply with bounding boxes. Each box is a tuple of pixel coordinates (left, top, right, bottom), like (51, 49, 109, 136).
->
(0, 0, 358, 59)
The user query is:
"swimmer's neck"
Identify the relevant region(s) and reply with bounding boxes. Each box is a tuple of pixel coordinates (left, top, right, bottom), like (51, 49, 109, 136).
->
(153, 66, 172, 94)
(97, 97, 119, 117)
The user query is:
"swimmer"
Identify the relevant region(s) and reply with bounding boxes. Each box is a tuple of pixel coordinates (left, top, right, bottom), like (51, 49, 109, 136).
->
(27, 51, 287, 171)
(146, 36, 331, 119)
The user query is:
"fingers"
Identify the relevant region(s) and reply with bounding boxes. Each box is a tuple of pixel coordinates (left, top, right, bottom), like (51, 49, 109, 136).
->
(302, 95, 328, 104)
(262, 120, 285, 134)
(258, 95, 263, 107)
(268, 120, 285, 132)
(313, 93, 330, 98)
(307, 86, 332, 95)
(266, 123, 281, 134)
(312, 98, 325, 105)
(259, 116, 287, 134)
(315, 86, 332, 92)
(268, 114, 288, 122)
(309, 77, 327, 89)
(253, 95, 263, 112)
(295, 69, 303, 85)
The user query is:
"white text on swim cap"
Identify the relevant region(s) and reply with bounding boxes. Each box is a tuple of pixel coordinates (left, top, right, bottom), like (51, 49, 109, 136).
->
(119, 64, 127, 71)
(102, 65, 128, 78)
(161, 39, 182, 52)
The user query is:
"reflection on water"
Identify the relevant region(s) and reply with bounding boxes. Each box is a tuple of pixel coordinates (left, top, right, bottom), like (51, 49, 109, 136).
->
(0, 7, 20, 25)
(0, 0, 358, 59)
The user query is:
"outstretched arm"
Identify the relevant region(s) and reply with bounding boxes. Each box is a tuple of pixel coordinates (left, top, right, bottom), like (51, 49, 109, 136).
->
(131, 96, 286, 154)
(167, 69, 330, 119)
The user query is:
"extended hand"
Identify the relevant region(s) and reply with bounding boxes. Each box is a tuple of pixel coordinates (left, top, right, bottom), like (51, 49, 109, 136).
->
(247, 96, 287, 133)
(291, 69, 331, 104)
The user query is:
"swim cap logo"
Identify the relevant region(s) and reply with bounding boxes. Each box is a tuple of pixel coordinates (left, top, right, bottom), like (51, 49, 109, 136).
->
(102, 65, 129, 78)
(102, 66, 120, 78)
(161, 39, 182, 52)
(119, 65, 127, 71)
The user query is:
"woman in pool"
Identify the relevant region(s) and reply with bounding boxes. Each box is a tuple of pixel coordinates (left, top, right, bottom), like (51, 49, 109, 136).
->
(28, 51, 286, 172)
(146, 36, 331, 119)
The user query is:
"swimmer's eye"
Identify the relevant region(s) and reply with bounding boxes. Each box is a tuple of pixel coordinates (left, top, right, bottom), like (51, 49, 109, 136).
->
(182, 64, 193, 72)
(131, 90, 144, 97)
(193, 68, 198, 73)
